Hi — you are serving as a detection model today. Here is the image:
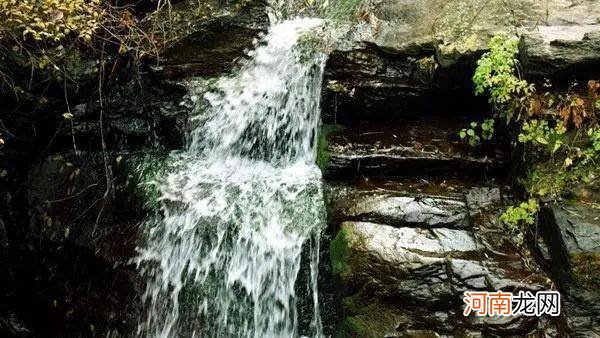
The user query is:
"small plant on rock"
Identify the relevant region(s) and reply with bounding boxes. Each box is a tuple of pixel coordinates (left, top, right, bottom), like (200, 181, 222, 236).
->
(500, 199, 539, 246)
(518, 119, 566, 154)
(459, 119, 494, 146)
(473, 34, 534, 121)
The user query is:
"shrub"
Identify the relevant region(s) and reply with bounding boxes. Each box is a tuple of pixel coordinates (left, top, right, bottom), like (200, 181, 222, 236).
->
(518, 119, 566, 154)
(0, 0, 104, 41)
(501, 199, 539, 227)
(473, 34, 534, 121)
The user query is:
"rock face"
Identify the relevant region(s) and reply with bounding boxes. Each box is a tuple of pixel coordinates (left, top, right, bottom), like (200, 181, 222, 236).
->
(161, 0, 269, 78)
(327, 178, 558, 337)
(333, 221, 550, 337)
(321, 1, 600, 329)
(0, 151, 170, 337)
(322, 2, 600, 335)
(536, 201, 600, 336)
(324, 0, 600, 122)
(320, 78, 557, 336)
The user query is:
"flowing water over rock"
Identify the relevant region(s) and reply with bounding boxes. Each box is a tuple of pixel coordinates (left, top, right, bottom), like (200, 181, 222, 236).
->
(135, 18, 327, 337)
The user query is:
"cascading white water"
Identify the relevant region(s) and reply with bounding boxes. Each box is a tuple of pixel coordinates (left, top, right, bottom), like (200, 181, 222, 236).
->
(135, 18, 327, 338)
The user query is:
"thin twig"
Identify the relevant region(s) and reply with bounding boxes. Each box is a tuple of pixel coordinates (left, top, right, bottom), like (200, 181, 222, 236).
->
(96, 40, 112, 227)
(63, 68, 78, 154)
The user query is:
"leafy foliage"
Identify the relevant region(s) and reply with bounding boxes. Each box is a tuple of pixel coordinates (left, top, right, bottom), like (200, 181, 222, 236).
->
(500, 199, 539, 246)
(0, 0, 103, 41)
(473, 34, 534, 121)
(518, 119, 566, 154)
(472, 34, 600, 248)
(459, 119, 494, 146)
(500, 199, 539, 227)
(559, 93, 588, 128)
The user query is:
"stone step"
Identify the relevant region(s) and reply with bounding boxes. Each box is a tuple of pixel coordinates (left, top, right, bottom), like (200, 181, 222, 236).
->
(326, 177, 508, 230)
(322, 118, 509, 179)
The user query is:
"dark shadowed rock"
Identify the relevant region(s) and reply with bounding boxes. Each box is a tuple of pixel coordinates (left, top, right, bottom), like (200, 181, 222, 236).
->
(537, 202, 600, 287)
(536, 201, 600, 336)
(161, 0, 269, 78)
(323, 118, 509, 179)
(11, 151, 170, 337)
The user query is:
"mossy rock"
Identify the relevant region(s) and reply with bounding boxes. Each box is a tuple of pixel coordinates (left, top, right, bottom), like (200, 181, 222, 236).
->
(317, 124, 340, 172)
(330, 223, 354, 277)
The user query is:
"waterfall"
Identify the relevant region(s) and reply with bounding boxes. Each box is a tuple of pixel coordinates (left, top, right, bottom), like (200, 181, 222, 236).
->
(135, 17, 327, 338)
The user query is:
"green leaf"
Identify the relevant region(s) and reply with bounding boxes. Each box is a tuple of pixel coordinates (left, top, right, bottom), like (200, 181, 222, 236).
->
(535, 136, 548, 145)
(552, 141, 562, 153)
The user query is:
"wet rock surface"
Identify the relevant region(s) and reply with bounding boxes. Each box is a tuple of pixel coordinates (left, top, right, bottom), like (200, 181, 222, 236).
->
(326, 178, 501, 230)
(327, 177, 557, 337)
(332, 221, 553, 337)
(322, 64, 559, 336)
(323, 118, 509, 179)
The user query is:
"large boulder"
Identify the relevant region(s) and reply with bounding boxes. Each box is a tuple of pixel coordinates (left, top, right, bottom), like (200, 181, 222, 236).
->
(522, 28, 600, 82)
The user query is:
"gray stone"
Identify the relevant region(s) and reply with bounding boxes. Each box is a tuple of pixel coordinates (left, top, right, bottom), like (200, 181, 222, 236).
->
(538, 202, 600, 284)
(324, 0, 600, 121)
(465, 187, 503, 214)
(332, 221, 551, 336)
(522, 29, 600, 80)
(327, 181, 469, 229)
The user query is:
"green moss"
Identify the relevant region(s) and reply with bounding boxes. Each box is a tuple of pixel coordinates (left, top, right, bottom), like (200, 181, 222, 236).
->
(571, 253, 600, 289)
(330, 224, 353, 276)
(326, 0, 362, 22)
(335, 302, 401, 338)
(317, 124, 338, 171)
